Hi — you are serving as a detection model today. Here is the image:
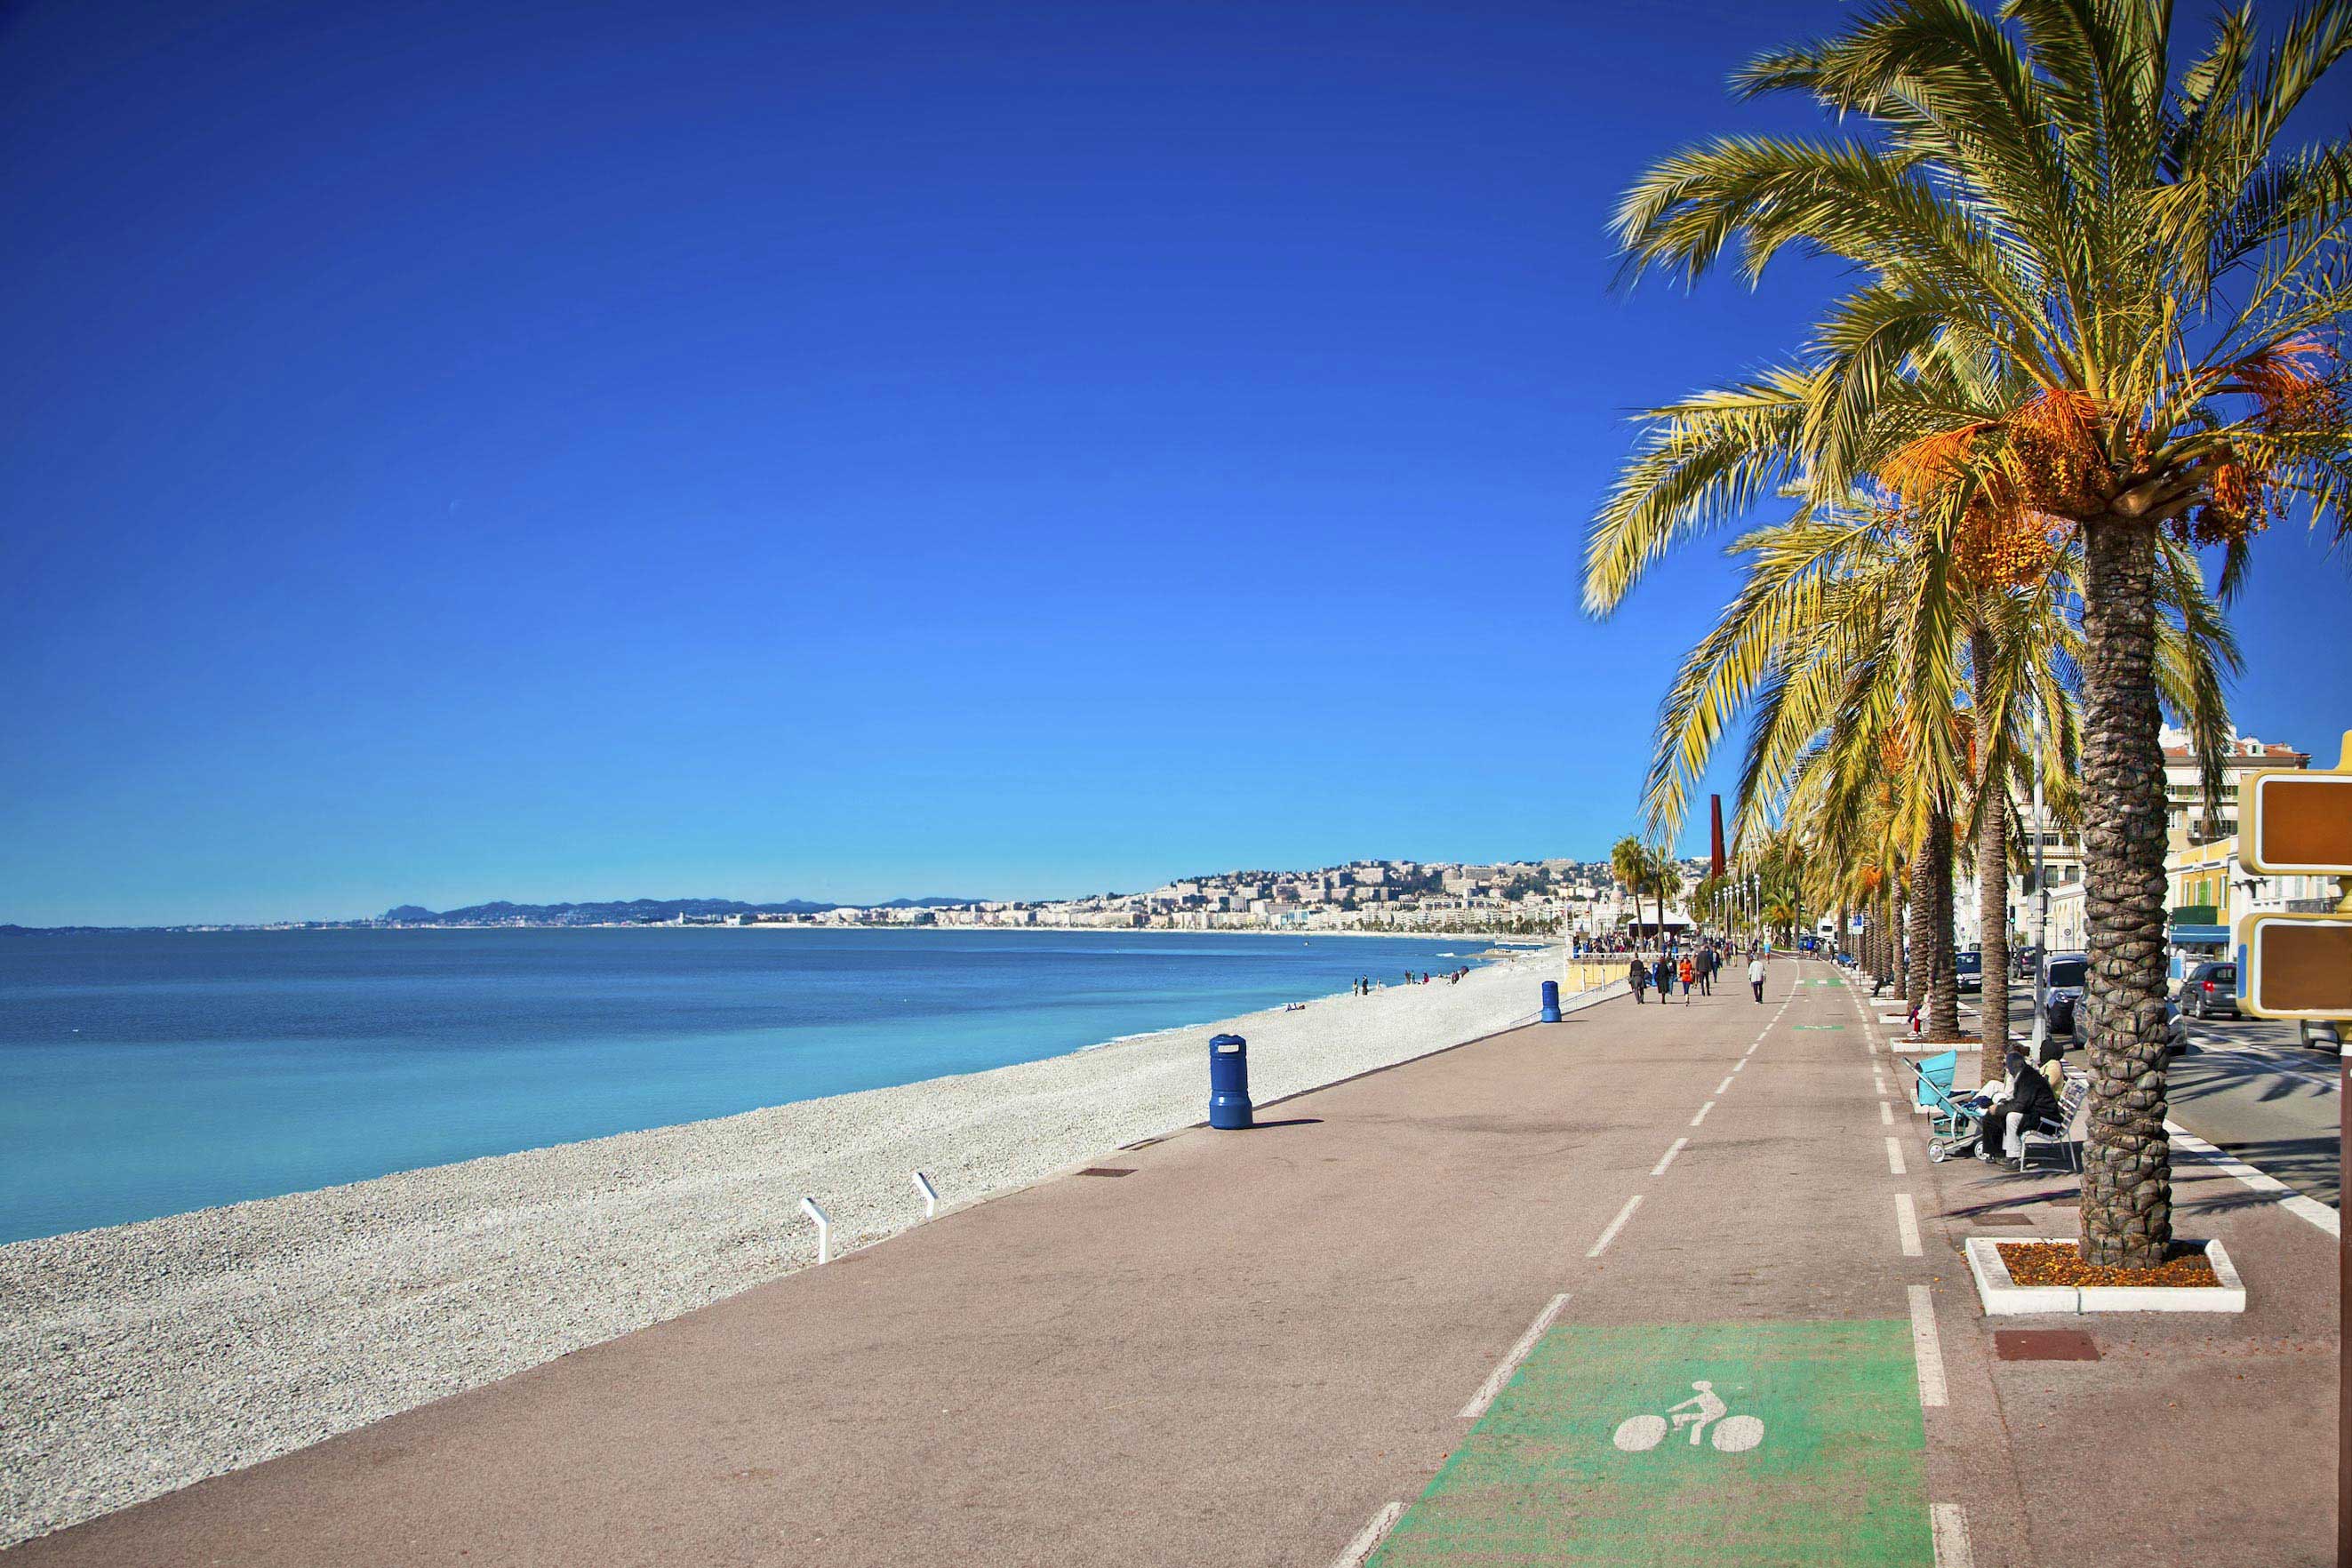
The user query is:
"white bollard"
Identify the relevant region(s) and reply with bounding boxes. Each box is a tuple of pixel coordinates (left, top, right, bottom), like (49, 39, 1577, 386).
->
(800, 1196, 831, 1265)
(912, 1170, 939, 1220)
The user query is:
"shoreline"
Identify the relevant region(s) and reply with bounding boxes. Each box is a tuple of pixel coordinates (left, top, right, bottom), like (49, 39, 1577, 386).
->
(1, 944, 1573, 1548)
(13, 924, 1562, 940)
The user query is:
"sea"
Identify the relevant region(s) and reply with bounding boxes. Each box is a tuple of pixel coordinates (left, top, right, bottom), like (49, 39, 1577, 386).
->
(0, 926, 1508, 1244)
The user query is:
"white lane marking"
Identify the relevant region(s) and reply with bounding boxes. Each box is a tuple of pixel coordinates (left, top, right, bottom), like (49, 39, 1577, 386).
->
(1651, 1137, 1690, 1177)
(1691, 1100, 1715, 1127)
(1908, 1284, 1948, 1407)
(1330, 1500, 1404, 1568)
(2185, 1038, 2335, 1087)
(1930, 1501, 1974, 1568)
(1894, 1193, 1922, 1257)
(1732, 1058, 1748, 1074)
(1588, 1196, 1643, 1258)
(1880, 1100, 1894, 1125)
(1716, 1076, 1734, 1095)
(1745, 1043, 1759, 1056)
(1458, 1293, 1571, 1419)
(2165, 1120, 2340, 1238)
(1885, 1137, 1908, 1176)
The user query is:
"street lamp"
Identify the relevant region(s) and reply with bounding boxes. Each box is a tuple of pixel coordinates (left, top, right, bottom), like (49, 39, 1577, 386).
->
(2029, 690, 2051, 1054)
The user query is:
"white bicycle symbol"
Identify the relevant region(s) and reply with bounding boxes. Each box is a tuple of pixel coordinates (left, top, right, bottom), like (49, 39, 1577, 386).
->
(1611, 1380, 1765, 1453)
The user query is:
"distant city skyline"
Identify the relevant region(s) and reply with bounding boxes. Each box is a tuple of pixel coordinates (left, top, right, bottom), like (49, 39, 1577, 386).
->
(4, 0, 2348, 928)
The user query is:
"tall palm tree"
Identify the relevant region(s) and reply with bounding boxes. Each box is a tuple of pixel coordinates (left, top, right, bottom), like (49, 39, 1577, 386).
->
(1588, 0, 2349, 1268)
(1610, 834, 1665, 945)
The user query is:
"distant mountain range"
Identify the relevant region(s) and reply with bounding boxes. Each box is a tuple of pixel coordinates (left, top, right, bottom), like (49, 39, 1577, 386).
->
(379, 896, 980, 925)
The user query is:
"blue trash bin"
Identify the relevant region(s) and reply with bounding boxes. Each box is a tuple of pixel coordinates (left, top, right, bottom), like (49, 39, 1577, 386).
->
(1540, 980, 1562, 1023)
(1208, 1033, 1253, 1129)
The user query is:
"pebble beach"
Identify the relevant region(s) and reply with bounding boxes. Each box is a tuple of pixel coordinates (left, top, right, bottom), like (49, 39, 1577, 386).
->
(0, 943, 1574, 1548)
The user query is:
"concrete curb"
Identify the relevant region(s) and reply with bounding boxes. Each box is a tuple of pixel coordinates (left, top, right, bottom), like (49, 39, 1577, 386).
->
(1962, 1236, 2246, 1315)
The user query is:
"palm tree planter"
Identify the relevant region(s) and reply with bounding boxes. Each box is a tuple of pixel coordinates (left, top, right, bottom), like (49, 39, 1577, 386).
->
(1587, 0, 2351, 1269)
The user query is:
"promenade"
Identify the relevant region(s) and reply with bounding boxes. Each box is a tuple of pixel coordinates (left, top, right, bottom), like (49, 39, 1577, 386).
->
(16, 960, 2335, 1565)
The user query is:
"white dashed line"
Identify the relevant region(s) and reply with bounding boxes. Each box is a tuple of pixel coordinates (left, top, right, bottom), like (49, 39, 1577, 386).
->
(1885, 1137, 1908, 1176)
(1716, 1076, 1733, 1095)
(2165, 1121, 2340, 1238)
(1930, 1502, 1973, 1567)
(1880, 1100, 1894, 1125)
(1588, 1196, 1643, 1259)
(1651, 1138, 1689, 1177)
(1458, 1293, 1571, 1418)
(1908, 1284, 1948, 1407)
(1732, 1058, 1748, 1074)
(1691, 1100, 1715, 1127)
(1330, 1500, 1405, 1568)
(1894, 1192, 1922, 1257)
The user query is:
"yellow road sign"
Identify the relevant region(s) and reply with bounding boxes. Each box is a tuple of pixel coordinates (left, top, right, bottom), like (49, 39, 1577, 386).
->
(2241, 913, 2352, 1020)
(2242, 730, 2352, 876)
(2236, 730, 2352, 1024)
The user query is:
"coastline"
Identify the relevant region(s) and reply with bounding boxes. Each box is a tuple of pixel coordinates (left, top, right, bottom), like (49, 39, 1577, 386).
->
(1, 943, 1571, 1548)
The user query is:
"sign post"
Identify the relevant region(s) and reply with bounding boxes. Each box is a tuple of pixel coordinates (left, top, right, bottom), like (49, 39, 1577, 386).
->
(2235, 727, 2352, 1568)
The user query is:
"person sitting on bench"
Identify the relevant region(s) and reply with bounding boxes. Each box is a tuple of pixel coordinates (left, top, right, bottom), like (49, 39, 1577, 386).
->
(1982, 1046, 2062, 1167)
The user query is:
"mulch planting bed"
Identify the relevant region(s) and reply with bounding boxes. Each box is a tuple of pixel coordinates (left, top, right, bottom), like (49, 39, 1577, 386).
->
(1997, 1239, 2220, 1289)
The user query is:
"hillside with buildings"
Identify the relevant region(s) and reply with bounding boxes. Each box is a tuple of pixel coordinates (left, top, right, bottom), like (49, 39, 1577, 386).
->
(357, 858, 1711, 938)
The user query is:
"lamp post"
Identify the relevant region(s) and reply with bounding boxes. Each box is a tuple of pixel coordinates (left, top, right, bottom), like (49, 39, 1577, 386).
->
(2030, 692, 2050, 1054)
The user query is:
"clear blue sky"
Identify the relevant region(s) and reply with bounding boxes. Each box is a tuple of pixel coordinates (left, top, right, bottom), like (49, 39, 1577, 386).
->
(4, 0, 2348, 925)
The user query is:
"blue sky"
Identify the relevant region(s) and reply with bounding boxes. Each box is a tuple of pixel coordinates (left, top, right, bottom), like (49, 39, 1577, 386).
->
(4, 0, 2348, 925)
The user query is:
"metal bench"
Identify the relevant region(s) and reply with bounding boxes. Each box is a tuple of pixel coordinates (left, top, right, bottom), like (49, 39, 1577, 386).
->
(2017, 1076, 2090, 1173)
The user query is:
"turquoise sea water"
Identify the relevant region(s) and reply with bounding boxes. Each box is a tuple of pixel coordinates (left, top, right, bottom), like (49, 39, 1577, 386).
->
(0, 927, 1502, 1244)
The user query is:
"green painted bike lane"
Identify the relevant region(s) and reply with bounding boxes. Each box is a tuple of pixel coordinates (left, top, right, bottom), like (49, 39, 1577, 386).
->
(1369, 1320, 1932, 1566)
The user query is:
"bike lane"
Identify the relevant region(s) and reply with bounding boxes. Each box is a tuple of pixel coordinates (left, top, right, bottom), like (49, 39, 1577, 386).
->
(1367, 963, 1942, 1567)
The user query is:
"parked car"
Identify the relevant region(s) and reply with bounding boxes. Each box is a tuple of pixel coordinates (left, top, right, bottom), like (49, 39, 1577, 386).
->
(2178, 961, 2240, 1020)
(1955, 948, 1982, 994)
(2038, 952, 2088, 1036)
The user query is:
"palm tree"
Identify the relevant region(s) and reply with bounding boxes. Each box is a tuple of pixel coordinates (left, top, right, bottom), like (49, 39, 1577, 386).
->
(1611, 835, 1662, 945)
(1589, 0, 2349, 1268)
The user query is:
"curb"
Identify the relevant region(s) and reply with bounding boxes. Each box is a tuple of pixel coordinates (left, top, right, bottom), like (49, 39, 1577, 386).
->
(1962, 1236, 2246, 1315)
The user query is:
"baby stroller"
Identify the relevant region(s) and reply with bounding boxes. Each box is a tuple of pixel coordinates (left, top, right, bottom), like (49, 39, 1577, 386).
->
(1908, 1064, 1987, 1163)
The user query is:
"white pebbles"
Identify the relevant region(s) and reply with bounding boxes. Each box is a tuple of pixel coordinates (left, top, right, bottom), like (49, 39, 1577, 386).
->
(0, 946, 1562, 1547)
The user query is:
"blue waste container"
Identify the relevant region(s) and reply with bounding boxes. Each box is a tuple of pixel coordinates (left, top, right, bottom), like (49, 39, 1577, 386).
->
(1208, 1033, 1252, 1129)
(1540, 980, 1562, 1023)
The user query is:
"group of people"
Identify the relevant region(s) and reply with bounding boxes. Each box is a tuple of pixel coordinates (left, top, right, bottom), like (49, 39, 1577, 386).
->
(1624, 940, 1772, 1005)
(1964, 1045, 2066, 1169)
(1352, 967, 1469, 997)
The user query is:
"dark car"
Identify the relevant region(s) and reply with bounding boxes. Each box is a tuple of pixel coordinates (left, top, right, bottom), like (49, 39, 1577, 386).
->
(2179, 961, 2240, 1020)
(1955, 948, 1983, 994)
(2038, 952, 2088, 1036)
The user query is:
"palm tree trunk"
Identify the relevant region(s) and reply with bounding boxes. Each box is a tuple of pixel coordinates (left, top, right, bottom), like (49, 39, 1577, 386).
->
(2077, 513, 2173, 1271)
(1924, 811, 1961, 1041)
(1881, 887, 1899, 988)
(1906, 870, 1930, 1010)
(1972, 626, 2012, 1084)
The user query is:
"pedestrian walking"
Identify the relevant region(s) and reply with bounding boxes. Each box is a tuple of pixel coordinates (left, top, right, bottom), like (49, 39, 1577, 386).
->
(1677, 955, 1695, 1005)
(1628, 956, 1649, 1004)
(1748, 953, 1767, 1003)
(1652, 955, 1673, 1000)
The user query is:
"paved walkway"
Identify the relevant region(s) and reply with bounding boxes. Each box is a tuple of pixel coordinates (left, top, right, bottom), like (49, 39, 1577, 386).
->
(17, 961, 2336, 1564)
